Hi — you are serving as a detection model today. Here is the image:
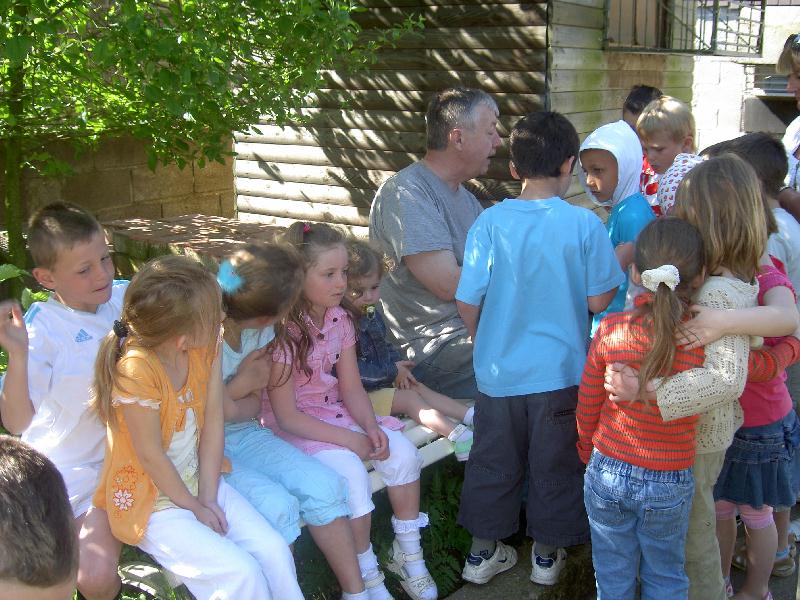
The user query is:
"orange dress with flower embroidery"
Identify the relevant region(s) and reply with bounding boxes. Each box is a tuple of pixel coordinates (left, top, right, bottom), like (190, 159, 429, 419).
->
(93, 339, 225, 545)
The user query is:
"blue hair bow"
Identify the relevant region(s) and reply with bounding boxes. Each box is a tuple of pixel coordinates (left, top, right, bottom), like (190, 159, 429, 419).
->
(217, 260, 244, 294)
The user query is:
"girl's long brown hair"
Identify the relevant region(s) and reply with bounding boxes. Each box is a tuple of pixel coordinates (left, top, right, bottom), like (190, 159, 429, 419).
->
(276, 222, 346, 380)
(671, 154, 766, 283)
(91, 255, 222, 427)
(634, 217, 706, 398)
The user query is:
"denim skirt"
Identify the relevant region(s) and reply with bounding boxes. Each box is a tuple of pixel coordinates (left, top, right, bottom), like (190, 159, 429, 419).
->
(713, 409, 800, 509)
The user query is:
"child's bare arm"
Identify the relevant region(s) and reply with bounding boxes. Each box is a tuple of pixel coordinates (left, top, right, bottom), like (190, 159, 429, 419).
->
(122, 402, 224, 532)
(199, 354, 224, 500)
(336, 345, 389, 460)
(588, 288, 618, 315)
(0, 301, 34, 433)
(456, 300, 480, 341)
(267, 360, 374, 457)
(678, 286, 798, 348)
(223, 349, 270, 423)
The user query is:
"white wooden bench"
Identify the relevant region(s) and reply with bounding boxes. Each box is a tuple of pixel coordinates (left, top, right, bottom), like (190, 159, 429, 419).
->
(121, 414, 465, 597)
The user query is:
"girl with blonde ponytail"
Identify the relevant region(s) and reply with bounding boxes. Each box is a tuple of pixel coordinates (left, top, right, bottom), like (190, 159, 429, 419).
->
(91, 255, 302, 600)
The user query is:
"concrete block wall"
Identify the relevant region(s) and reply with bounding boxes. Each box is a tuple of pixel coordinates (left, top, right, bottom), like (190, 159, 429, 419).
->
(0, 136, 235, 226)
(691, 56, 748, 152)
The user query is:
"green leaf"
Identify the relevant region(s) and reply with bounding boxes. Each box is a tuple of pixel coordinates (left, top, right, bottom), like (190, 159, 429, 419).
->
(4, 35, 34, 64)
(0, 264, 26, 283)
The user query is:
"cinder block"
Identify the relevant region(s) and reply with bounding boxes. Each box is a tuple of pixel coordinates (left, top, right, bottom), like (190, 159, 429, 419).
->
(160, 193, 222, 219)
(62, 169, 133, 213)
(132, 163, 193, 203)
(94, 137, 149, 171)
(193, 157, 234, 194)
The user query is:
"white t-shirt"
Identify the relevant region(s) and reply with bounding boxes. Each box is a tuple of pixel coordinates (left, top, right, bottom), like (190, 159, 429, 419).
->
(11, 281, 128, 515)
(221, 325, 274, 434)
(783, 115, 800, 190)
(769, 207, 800, 308)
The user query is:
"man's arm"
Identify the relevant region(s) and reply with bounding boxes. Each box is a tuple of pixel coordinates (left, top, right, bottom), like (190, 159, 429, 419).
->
(778, 187, 800, 223)
(404, 250, 461, 301)
(588, 288, 618, 315)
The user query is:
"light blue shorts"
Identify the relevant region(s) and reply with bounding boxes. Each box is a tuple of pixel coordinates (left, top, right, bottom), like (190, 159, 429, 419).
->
(223, 421, 350, 544)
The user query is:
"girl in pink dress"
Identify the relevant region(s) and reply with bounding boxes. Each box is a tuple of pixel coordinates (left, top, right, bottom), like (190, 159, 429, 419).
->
(262, 222, 438, 600)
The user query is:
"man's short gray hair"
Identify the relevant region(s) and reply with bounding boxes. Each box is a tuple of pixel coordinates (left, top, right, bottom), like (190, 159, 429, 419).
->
(425, 88, 498, 151)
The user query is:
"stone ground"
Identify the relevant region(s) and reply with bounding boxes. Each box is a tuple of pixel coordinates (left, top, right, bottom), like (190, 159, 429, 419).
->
(445, 517, 800, 600)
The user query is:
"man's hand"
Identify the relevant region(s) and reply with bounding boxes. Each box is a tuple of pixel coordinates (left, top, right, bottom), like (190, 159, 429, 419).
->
(394, 360, 418, 390)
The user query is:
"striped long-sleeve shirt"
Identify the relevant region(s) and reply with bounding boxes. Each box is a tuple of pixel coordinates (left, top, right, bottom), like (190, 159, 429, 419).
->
(577, 298, 703, 471)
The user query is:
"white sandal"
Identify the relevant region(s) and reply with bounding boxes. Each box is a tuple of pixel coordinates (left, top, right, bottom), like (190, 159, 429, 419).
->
(385, 540, 438, 600)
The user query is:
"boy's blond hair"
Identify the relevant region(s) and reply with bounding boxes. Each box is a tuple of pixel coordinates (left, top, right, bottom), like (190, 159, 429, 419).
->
(27, 202, 103, 269)
(777, 33, 800, 76)
(636, 96, 696, 149)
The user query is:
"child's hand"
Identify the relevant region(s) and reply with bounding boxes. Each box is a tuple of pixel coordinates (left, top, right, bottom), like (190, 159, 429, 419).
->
(675, 305, 726, 349)
(193, 502, 228, 535)
(604, 362, 650, 403)
(230, 347, 271, 396)
(0, 301, 28, 357)
(366, 426, 390, 461)
(394, 360, 417, 390)
(346, 431, 376, 460)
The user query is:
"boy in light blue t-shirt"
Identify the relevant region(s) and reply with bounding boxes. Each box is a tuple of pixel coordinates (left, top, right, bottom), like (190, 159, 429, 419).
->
(455, 112, 624, 588)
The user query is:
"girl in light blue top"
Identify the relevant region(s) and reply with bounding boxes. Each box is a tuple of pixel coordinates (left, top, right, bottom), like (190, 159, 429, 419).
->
(219, 242, 368, 600)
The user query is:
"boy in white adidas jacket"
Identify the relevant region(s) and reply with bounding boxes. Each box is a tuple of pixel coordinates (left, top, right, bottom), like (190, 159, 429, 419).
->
(0, 203, 126, 600)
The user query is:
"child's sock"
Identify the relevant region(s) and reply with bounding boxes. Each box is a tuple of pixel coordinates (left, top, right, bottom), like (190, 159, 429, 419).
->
(534, 541, 557, 558)
(357, 544, 391, 600)
(342, 591, 369, 600)
(447, 424, 473, 444)
(392, 513, 430, 578)
(776, 546, 790, 560)
(463, 406, 475, 427)
(470, 537, 497, 560)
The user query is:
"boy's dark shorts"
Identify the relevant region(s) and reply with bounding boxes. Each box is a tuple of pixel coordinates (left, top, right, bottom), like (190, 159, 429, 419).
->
(457, 387, 589, 547)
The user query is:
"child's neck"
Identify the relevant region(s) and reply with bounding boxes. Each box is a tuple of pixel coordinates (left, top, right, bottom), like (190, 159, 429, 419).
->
(53, 292, 99, 314)
(308, 304, 327, 329)
(153, 340, 189, 391)
(517, 176, 567, 201)
(222, 317, 242, 351)
(766, 194, 780, 210)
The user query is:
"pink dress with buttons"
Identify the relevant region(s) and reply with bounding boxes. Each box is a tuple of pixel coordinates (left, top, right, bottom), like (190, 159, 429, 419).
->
(261, 305, 403, 455)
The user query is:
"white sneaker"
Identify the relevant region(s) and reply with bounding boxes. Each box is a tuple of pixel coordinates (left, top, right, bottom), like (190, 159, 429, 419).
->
(530, 547, 566, 586)
(461, 540, 518, 585)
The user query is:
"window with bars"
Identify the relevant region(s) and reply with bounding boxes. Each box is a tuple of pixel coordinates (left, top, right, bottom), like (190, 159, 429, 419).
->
(606, 0, 766, 56)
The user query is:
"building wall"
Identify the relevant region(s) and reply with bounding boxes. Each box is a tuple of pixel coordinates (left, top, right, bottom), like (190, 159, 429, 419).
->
(549, 0, 694, 205)
(0, 136, 235, 228)
(234, 0, 549, 233)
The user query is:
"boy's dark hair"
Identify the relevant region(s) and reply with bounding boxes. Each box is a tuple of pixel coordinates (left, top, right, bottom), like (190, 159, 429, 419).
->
(28, 202, 103, 269)
(510, 111, 579, 179)
(725, 132, 789, 198)
(623, 85, 663, 117)
(425, 88, 498, 151)
(0, 435, 77, 587)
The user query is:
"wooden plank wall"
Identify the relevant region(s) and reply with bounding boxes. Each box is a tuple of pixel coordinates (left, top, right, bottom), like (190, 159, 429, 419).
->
(234, 0, 548, 232)
(550, 0, 694, 205)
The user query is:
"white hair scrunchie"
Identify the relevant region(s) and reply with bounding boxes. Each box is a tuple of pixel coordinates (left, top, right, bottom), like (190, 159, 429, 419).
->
(640, 264, 680, 292)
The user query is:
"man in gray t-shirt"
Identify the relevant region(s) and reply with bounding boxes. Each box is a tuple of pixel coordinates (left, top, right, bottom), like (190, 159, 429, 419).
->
(369, 88, 501, 400)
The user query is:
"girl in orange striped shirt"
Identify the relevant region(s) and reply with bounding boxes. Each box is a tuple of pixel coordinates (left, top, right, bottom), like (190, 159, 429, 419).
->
(577, 216, 709, 599)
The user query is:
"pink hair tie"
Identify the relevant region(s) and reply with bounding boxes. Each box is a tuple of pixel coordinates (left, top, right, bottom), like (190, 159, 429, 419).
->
(303, 223, 311, 234)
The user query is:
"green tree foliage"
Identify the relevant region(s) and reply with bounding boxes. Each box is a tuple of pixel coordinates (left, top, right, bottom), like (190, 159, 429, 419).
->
(0, 0, 417, 266)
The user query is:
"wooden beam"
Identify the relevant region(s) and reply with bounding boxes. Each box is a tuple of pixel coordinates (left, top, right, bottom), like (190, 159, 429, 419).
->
(352, 3, 547, 29)
(366, 47, 546, 72)
(320, 69, 546, 94)
(360, 25, 546, 50)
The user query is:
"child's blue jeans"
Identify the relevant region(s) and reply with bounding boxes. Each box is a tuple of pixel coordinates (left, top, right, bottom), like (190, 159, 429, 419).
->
(584, 450, 694, 600)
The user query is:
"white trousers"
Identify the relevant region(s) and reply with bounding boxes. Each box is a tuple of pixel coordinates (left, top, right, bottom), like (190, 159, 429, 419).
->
(315, 426, 423, 518)
(138, 479, 302, 600)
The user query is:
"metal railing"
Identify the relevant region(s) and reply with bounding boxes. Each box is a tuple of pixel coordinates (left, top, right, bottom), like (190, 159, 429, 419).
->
(605, 0, 766, 56)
